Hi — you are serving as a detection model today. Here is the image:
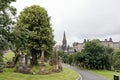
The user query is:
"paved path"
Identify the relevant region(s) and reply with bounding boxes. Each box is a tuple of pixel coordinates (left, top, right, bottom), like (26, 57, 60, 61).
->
(64, 64, 108, 80)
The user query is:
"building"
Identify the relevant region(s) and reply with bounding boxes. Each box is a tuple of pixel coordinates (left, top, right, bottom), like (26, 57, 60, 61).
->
(73, 38, 120, 52)
(58, 32, 75, 53)
(61, 31, 67, 51)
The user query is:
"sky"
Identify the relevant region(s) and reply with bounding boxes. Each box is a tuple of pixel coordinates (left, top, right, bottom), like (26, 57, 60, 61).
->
(11, 0, 120, 46)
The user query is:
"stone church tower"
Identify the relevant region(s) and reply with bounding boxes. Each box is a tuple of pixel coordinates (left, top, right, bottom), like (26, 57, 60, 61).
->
(62, 31, 67, 51)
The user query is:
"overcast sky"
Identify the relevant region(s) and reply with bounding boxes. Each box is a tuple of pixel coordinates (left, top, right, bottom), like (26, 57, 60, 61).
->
(11, 0, 120, 46)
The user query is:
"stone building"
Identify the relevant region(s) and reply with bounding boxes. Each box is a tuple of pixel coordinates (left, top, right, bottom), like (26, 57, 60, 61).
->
(61, 31, 67, 51)
(73, 38, 120, 52)
(56, 32, 74, 53)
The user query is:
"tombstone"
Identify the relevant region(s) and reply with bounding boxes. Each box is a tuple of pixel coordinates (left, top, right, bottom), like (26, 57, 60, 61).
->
(19, 55, 25, 66)
(52, 47, 59, 72)
(25, 55, 31, 67)
(15, 54, 33, 74)
(6, 56, 15, 68)
(52, 47, 62, 72)
(39, 47, 46, 74)
(6, 61, 15, 68)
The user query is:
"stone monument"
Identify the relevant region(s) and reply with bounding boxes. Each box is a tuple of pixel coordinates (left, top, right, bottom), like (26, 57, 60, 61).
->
(52, 47, 62, 72)
(15, 54, 33, 74)
(25, 55, 31, 67)
(39, 46, 45, 74)
(20, 54, 25, 66)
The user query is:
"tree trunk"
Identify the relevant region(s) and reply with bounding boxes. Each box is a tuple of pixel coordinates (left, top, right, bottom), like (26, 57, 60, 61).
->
(31, 52, 38, 65)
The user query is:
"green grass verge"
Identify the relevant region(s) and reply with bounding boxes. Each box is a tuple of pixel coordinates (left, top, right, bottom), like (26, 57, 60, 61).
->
(0, 67, 78, 80)
(91, 70, 120, 80)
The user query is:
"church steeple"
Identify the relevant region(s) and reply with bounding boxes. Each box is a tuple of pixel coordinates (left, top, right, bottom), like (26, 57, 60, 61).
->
(62, 31, 67, 51)
(63, 31, 66, 42)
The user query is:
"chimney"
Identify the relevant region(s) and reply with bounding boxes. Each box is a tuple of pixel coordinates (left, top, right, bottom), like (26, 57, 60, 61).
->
(84, 39, 86, 43)
(105, 39, 107, 41)
(109, 38, 112, 42)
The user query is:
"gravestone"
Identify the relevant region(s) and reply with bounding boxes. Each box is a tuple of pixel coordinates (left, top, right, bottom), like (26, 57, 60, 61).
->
(39, 47, 46, 74)
(15, 54, 33, 74)
(6, 61, 15, 68)
(20, 55, 26, 65)
(52, 47, 62, 72)
(25, 55, 31, 67)
(6, 56, 15, 68)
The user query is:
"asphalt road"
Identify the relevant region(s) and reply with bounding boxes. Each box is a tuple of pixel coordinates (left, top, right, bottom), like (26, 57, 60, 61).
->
(65, 65, 108, 80)
(66, 65, 108, 80)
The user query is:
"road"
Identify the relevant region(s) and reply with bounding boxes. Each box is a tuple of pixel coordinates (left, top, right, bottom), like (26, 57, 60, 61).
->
(64, 64, 108, 80)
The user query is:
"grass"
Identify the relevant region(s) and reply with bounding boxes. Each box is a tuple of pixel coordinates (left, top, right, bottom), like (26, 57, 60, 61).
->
(90, 70, 120, 80)
(1, 51, 78, 80)
(32, 63, 52, 73)
(0, 67, 78, 80)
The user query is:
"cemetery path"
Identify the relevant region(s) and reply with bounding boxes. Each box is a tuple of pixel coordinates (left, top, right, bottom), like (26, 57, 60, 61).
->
(64, 64, 108, 80)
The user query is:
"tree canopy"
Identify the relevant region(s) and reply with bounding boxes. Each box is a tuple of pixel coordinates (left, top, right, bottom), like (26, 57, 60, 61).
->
(0, 0, 16, 71)
(14, 5, 55, 65)
(113, 50, 120, 69)
(79, 40, 113, 69)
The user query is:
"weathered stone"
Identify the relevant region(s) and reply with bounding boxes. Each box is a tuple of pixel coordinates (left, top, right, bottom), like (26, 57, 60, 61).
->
(52, 47, 62, 72)
(73, 38, 120, 52)
(39, 47, 46, 74)
(25, 55, 31, 67)
(19, 55, 25, 66)
(39, 63, 46, 74)
(15, 65, 33, 74)
(6, 61, 15, 68)
(15, 54, 33, 74)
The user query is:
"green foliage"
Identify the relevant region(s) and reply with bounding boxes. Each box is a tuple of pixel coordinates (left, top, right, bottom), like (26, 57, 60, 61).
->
(58, 50, 69, 63)
(71, 40, 113, 70)
(113, 50, 120, 69)
(80, 40, 113, 69)
(14, 5, 55, 65)
(0, 0, 16, 71)
(3, 51, 14, 62)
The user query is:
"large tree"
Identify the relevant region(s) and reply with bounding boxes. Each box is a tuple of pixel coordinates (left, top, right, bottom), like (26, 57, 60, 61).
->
(0, 0, 16, 71)
(113, 50, 120, 69)
(15, 5, 55, 65)
(76, 40, 112, 69)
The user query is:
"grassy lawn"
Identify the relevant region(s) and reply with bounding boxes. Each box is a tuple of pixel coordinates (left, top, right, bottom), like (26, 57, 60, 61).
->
(1, 51, 78, 80)
(91, 70, 120, 80)
(0, 67, 78, 80)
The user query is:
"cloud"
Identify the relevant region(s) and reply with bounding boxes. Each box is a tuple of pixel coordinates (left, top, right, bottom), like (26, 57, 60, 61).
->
(11, 0, 120, 46)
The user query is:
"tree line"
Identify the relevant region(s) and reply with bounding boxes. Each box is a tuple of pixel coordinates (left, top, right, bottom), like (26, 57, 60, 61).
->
(59, 40, 120, 70)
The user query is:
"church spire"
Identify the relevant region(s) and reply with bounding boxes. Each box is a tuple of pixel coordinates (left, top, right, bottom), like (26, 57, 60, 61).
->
(63, 31, 66, 41)
(62, 31, 67, 51)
